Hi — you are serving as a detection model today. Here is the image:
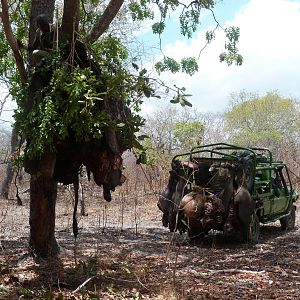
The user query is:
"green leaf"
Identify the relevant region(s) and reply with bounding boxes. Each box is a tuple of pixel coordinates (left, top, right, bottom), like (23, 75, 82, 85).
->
(170, 98, 179, 104)
(132, 62, 139, 70)
(155, 57, 181, 74)
(152, 22, 165, 34)
(181, 57, 198, 76)
(137, 134, 149, 140)
(139, 68, 147, 76)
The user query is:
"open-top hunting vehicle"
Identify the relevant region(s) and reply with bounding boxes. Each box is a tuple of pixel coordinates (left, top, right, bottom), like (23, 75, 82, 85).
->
(158, 143, 298, 242)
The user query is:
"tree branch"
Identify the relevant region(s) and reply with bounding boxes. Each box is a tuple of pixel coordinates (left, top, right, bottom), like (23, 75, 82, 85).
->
(85, 0, 125, 44)
(0, 0, 27, 83)
(0, 93, 9, 117)
(61, 0, 80, 40)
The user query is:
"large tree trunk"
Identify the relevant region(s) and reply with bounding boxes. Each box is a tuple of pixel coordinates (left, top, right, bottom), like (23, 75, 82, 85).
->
(85, 0, 125, 43)
(28, 0, 55, 49)
(61, 0, 80, 39)
(29, 176, 59, 257)
(27, 0, 58, 257)
(29, 151, 59, 257)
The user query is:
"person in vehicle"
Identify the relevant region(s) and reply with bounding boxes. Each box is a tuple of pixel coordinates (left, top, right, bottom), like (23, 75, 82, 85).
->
(272, 172, 282, 197)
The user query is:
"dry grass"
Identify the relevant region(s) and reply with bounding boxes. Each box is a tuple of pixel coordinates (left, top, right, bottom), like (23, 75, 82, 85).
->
(0, 161, 300, 299)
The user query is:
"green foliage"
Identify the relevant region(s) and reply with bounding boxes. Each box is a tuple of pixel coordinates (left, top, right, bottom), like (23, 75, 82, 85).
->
(179, 7, 200, 38)
(9, 1, 31, 41)
(205, 30, 216, 43)
(173, 121, 204, 150)
(1, 0, 244, 163)
(181, 57, 198, 75)
(141, 106, 206, 164)
(219, 27, 243, 66)
(170, 94, 192, 107)
(155, 56, 198, 76)
(129, 0, 154, 21)
(130, 1, 242, 75)
(134, 136, 158, 165)
(0, 29, 16, 79)
(0, 285, 9, 296)
(200, 0, 215, 9)
(93, 35, 129, 63)
(0, 1, 30, 80)
(155, 56, 181, 74)
(15, 63, 108, 157)
(152, 22, 165, 35)
(14, 36, 151, 159)
(225, 91, 300, 149)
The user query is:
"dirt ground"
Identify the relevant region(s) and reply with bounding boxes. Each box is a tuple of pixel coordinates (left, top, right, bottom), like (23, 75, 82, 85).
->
(0, 175, 300, 299)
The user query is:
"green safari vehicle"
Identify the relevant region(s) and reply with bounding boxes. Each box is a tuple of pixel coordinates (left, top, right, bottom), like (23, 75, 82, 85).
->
(158, 143, 298, 242)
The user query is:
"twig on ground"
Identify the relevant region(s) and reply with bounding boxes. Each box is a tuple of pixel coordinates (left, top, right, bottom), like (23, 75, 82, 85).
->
(132, 271, 149, 290)
(207, 268, 266, 275)
(73, 275, 97, 293)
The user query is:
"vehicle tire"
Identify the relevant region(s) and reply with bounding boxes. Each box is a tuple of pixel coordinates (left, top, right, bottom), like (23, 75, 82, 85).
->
(247, 214, 260, 243)
(242, 159, 255, 192)
(280, 205, 296, 230)
(187, 227, 205, 241)
(187, 228, 199, 243)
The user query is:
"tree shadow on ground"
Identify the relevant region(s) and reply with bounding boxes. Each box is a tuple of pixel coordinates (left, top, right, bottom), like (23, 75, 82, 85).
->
(1, 221, 299, 299)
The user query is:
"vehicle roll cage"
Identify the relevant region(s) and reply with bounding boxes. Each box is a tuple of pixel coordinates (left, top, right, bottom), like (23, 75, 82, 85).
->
(172, 142, 273, 166)
(171, 143, 294, 197)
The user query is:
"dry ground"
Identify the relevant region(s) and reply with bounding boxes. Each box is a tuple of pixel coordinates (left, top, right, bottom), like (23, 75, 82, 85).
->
(0, 173, 300, 299)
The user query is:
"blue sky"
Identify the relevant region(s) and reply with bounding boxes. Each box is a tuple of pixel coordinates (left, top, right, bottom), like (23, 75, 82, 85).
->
(141, 0, 249, 47)
(140, 0, 300, 114)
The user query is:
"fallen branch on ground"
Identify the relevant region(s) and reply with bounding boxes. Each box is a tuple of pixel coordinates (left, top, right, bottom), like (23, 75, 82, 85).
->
(73, 275, 97, 293)
(207, 268, 266, 275)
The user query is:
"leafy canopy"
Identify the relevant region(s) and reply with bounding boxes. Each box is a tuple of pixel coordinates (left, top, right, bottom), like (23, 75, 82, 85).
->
(0, 0, 243, 159)
(173, 121, 204, 151)
(14, 35, 151, 158)
(139, 106, 206, 164)
(225, 91, 300, 150)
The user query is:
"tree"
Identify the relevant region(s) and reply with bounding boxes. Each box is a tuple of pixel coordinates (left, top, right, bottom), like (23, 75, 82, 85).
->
(0, 0, 242, 257)
(0, 93, 18, 200)
(173, 121, 204, 151)
(0, 127, 20, 200)
(200, 112, 226, 145)
(224, 90, 300, 157)
(142, 106, 178, 155)
(141, 106, 207, 162)
(0, 123, 11, 165)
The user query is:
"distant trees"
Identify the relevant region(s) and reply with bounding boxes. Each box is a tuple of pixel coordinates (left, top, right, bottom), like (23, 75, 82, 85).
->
(143, 106, 208, 154)
(143, 91, 300, 165)
(0, 98, 14, 199)
(173, 121, 204, 151)
(225, 91, 300, 159)
(0, 127, 19, 199)
(141, 106, 225, 164)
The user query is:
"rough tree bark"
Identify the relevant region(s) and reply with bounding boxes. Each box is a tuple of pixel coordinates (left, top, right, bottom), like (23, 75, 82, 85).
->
(27, 0, 58, 257)
(61, 0, 80, 39)
(29, 152, 59, 256)
(85, 0, 125, 43)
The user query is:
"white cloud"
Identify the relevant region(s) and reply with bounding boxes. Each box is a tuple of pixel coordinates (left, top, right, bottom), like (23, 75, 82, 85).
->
(145, 0, 300, 113)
